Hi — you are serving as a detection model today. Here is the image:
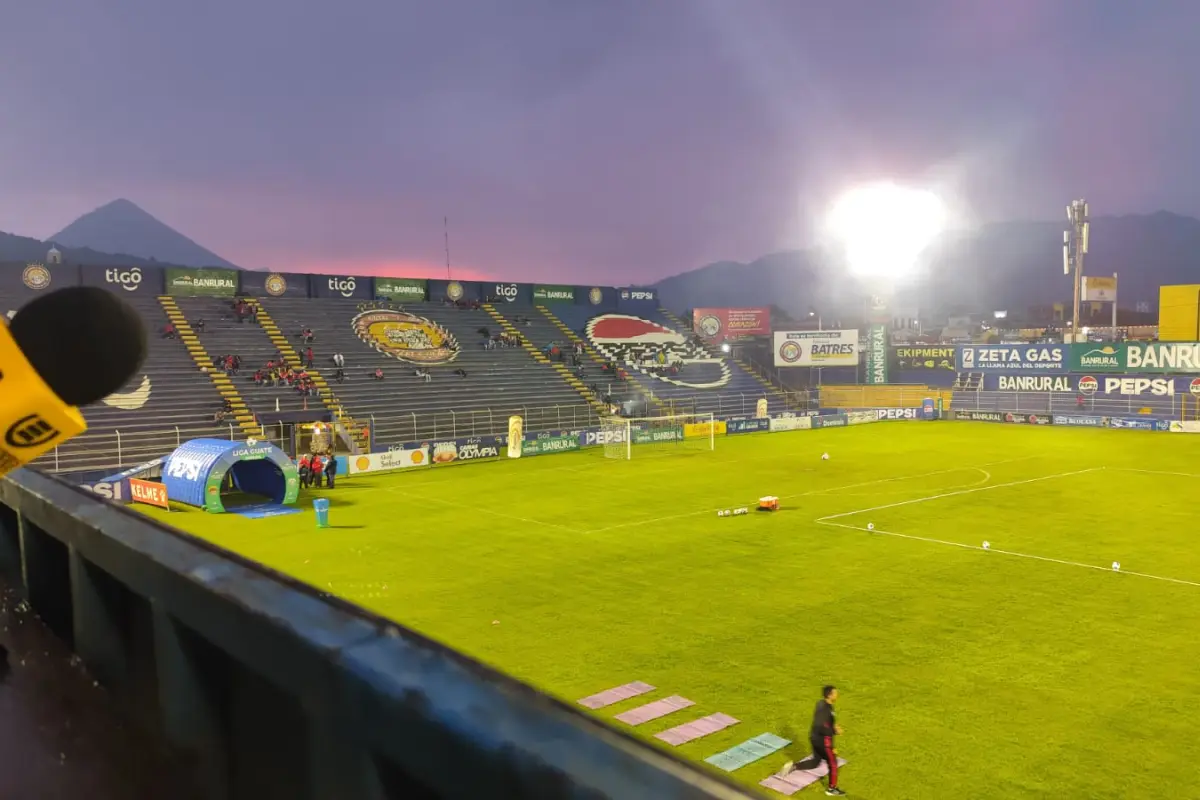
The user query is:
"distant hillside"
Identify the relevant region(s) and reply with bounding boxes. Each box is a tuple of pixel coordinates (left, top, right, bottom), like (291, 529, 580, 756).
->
(0, 230, 166, 267)
(655, 211, 1200, 317)
(50, 199, 238, 269)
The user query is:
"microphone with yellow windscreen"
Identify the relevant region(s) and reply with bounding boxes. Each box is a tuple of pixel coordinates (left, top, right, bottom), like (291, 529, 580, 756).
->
(0, 286, 147, 476)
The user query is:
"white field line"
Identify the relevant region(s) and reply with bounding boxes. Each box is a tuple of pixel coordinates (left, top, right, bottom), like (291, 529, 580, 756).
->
(580, 456, 1039, 536)
(815, 467, 1102, 523)
(1110, 467, 1200, 480)
(818, 521, 1200, 590)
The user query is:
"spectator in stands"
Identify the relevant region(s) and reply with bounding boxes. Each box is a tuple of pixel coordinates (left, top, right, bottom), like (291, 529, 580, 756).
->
(305, 346, 314, 368)
(414, 368, 432, 383)
(334, 367, 345, 383)
(213, 407, 226, 423)
(162, 323, 176, 339)
(302, 328, 315, 344)
(454, 368, 468, 378)
(324, 453, 338, 488)
(195, 317, 206, 332)
(298, 454, 312, 488)
(332, 351, 345, 368)
(253, 369, 264, 386)
(373, 367, 384, 380)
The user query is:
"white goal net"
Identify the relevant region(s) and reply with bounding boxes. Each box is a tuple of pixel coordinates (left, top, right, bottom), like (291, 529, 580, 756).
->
(602, 413, 717, 459)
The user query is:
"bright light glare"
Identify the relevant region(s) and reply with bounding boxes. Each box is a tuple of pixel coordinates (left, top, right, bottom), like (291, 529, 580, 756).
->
(828, 183, 945, 278)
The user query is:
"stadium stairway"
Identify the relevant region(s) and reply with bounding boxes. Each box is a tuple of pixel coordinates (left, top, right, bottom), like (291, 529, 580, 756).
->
(536, 305, 659, 413)
(255, 297, 598, 445)
(157, 297, 258, 438)
(16, 294, 242, 473)
(173, 296, 311, 417)
(483, 304, 608, 415)
(243, 298, 368, 451)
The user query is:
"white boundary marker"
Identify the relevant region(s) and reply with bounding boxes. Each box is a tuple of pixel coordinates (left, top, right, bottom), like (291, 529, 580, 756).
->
(815, 466, 1200, 590)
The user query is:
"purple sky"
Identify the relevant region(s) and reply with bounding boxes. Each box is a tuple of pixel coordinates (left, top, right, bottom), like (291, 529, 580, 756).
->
(2, 0, 1197, 283)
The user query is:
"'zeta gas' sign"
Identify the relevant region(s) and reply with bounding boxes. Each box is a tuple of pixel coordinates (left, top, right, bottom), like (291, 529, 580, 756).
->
(957, 345, 1065, 372)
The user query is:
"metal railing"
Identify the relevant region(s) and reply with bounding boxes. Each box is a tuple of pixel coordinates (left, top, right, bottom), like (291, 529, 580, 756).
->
(950, 390, 1180, 417)
(43, 423, 290, 474)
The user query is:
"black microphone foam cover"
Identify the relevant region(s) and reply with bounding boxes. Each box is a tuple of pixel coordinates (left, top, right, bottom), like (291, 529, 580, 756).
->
(10, 286, 148, 407)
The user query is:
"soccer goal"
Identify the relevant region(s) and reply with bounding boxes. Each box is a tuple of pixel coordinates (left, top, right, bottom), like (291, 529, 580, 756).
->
(602, 413, 717, 459)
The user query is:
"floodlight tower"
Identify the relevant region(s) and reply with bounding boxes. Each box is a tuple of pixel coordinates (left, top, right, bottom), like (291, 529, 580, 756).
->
(1064, 199, 1090, 338)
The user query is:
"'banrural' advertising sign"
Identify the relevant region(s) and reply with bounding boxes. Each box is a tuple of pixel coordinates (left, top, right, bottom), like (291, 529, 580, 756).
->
(374, 277, 428, 301)
(957, 344, 1066, 372)
(165, 267, 239, 297)
(864, 325, 888, 384)
(1070, 342, 1200, 374)
(522, 434, 580, 456)
(533, 285, 575, 303)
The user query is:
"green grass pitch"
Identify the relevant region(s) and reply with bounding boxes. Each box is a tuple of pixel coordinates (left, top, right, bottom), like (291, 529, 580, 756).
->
(138, 423, 1200, 799)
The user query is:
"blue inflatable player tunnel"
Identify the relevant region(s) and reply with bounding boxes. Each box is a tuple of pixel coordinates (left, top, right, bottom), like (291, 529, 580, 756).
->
(162, 439, 300, 513)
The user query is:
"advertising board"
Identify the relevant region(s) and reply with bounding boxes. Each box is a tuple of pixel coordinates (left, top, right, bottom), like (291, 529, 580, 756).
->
(774, 330, 859, 367)
(846, 411, 879, 425)
(164, 267, 239, 297)
(1107, 417, 1166, 431)
(1169, 421, 1200, 433)
(422, 437, 502, 464)
(892, 346, 956, 370)
(726, 417, 770, 434)
(768, 415, 813, 432)
(1053, 415, 1107, 427)
(1070, 342, 1200, 374)
(692, 308, 771, 342)
(864, 325, 889, 384)
(489, 282, 532, 305)
(80, 265, 164, 296)
(129, 478, 170, 509)
(349, 447, 430, 474)
(522, 434, 580, 456)
(683, 420, 727, 438)
(811, 413, 848, 429)
(874, 408, 922, 420)
(313, 274, 372, 299)
(374, 277, 428, 301)
(532, 285, 575, 303)
(958, 344, 1066, 372)
(80, 480, 132, 504)
(247, 272, 310, 298)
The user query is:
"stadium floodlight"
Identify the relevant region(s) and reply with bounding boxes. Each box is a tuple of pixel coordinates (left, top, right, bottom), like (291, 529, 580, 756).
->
(827, 183, 946, 278)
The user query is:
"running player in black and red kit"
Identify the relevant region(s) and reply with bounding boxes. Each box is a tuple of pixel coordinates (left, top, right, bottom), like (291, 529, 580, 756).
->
(775, 685, 845, 796)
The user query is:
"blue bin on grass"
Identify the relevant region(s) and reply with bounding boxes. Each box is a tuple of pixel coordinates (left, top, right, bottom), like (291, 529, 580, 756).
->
(313, 498, 330, 528)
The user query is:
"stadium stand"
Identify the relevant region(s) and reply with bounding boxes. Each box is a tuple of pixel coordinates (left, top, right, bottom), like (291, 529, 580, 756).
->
(172, 296, 317, 414)
(550, 303, 775, 417)
(21, 294, 243, 473)
(254, 297, 601, 444)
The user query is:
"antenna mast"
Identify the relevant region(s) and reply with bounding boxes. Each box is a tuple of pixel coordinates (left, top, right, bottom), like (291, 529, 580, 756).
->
(444, 216, 452, 279)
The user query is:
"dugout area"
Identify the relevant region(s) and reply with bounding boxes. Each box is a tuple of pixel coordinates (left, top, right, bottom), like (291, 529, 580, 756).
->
(161, 439, 300, 513)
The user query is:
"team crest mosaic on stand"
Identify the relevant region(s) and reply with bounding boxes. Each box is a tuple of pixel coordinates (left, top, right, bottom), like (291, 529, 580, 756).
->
(586, 313, 730, 389)
(352, 309, 460, 365)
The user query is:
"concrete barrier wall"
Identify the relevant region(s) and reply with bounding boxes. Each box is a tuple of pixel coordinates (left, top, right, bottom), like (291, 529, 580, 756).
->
(0, 469, 754, 800)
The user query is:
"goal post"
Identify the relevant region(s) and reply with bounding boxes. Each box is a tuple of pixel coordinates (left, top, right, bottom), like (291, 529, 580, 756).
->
(602, 413, 717, 459)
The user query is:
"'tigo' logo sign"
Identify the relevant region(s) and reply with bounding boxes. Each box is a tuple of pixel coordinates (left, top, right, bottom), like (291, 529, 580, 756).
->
(104, 267, 143, 292)
(494, 284, 519, 302)
(328, 277, 357, 297)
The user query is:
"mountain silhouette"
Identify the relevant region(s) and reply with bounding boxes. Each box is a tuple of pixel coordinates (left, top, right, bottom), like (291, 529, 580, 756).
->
(49, 199, 238, 269)
(655, 211, 1200, 318)
(0, 230, 166, 267)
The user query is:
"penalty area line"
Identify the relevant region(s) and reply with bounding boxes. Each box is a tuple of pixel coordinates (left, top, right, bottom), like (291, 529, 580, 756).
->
(383, 488, 585, 534)
(817, 520, 1200, 590)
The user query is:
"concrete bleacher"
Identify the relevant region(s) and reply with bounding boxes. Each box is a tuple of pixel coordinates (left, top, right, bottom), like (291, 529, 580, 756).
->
(12, 294, 239, 474)
(549, 304, 775, 418)
(173, 296, 313, 414)
(255, 297, 599, 444)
